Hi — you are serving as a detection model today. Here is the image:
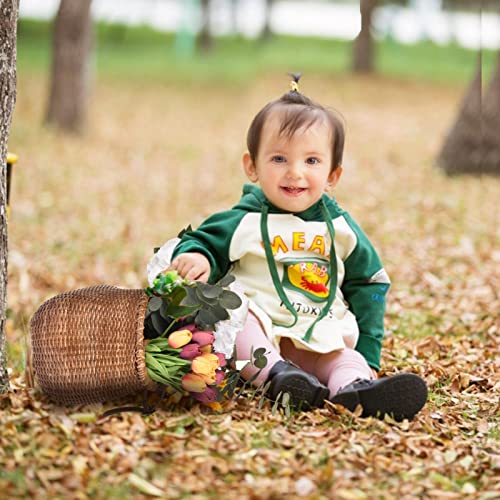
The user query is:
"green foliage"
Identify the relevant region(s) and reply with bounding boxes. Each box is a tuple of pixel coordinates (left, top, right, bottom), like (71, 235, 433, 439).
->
(144, 272, 242, 338)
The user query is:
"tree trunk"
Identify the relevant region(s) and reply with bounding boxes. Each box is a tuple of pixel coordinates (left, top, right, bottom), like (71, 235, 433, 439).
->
(198, 0, 213, 53)
(352, 0, 378, 73)
(261, 0, 276, 41)
(45, 0, 93, 133)
(0, 0, 18, 393)
(481, 52, 500, 174)
(436, 60, 483, 175)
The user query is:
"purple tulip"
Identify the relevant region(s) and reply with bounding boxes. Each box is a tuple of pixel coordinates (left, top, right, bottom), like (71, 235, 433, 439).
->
(191, 331, 215, 347)
(214, 352, 227, 368)
(180, 343, 202, 360)
(191, 386, 219, 404)
(214, 370, 225, 385)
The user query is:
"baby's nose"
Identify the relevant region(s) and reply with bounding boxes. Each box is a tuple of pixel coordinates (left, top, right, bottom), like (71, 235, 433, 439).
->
(286, 164, 303, 179)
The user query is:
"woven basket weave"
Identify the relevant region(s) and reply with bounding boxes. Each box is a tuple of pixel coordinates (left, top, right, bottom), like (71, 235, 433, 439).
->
(29, 285, 157, 406)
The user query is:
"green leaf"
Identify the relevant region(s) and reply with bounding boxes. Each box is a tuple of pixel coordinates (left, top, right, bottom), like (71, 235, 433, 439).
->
(217, 274, 235, 287)
(181, 286, 200, 307)
(166, 303, 200, 319)
(145, 343, 162, 353)
(210, 305, 229, 321)
(195, 308, 219, 329)
(159, 301, 170, 320)
(151, 313, 169, 336)
(253, 354, 268, 370)
(168, 286, 187, 305)
(196, 282, 222, 299)
(195, 286, 218, 305)
(219, 290, 242, 310)
(148, 296, 162, 312)
(253, 347, 267, 358)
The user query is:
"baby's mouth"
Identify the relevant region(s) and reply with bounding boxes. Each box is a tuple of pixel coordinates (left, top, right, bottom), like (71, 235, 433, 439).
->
(281, 186, 306, 195)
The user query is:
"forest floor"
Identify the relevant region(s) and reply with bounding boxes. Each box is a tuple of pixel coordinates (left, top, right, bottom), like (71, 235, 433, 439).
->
(1, 68, 499, 498)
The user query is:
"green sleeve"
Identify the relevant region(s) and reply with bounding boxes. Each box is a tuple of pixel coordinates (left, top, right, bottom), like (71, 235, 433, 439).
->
(172, 209, 247, 284)
(340, 214, 391, 371)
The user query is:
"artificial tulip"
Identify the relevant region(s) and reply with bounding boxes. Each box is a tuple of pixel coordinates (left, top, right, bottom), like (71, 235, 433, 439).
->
(168, 329, 193, 348)
(181, 373, 207, 393)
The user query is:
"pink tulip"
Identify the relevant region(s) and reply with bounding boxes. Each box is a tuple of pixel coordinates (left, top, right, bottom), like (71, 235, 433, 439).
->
(214, 352, 227, 368)
(168, 329, 192, 348)
(180, 343, 202, 360)
(191, 331, 215, 347)
(214, 370, 225, 385)
(191, 386, 219, 404)
(182, 323, 197, 332)
(181, 373, 207, 393)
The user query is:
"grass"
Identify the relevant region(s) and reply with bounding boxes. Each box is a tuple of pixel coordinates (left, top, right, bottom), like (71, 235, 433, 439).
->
(17, 18, 496, 84)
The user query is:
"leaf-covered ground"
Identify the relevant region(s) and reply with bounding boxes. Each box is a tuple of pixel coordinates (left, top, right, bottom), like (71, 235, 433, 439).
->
(2, 71, 499, 498)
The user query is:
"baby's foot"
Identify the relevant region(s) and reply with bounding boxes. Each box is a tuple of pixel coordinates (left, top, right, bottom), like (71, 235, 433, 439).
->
(330, 373, 428, 421)
(267, 360, 330, 409)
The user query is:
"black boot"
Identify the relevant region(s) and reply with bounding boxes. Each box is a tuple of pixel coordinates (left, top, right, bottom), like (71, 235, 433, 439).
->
(267, 360, 330, 409)
(330, 373, 428, 421)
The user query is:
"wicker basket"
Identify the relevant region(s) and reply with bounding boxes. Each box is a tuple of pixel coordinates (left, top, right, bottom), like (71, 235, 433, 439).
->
(28, 285, 157, 406)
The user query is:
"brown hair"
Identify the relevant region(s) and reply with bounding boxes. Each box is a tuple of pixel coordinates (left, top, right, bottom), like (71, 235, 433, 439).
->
(246, 76, 345, 172)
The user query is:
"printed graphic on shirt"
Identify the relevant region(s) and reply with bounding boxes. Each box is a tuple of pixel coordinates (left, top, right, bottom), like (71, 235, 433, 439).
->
(282, 259, 330, 303)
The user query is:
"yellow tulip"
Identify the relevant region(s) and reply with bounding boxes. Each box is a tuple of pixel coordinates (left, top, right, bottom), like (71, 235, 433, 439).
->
(192, 353, 219, 373)
(168, 329, 193, 348)
(181, 373, 207, 393)
(191, 353, 220, 384)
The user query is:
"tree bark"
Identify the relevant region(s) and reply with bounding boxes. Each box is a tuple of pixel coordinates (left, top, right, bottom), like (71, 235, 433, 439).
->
(481, 52, 500, 175)
(352, 0, 378, 73)
(198, 0, 213, 53)
(45, 0, 93, 133)
(261, 0, 276, 41)
(439, 51, 500, 175)
(0, 0, 18, 393)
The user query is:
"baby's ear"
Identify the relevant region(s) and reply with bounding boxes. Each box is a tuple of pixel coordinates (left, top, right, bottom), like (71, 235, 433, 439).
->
(242, 152, 258, 182)
(328, 166, 343, 188)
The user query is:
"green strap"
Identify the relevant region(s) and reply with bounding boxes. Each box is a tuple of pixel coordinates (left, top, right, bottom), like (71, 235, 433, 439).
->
(301, 199, 338, 342)
(260, 199, 339, 341)
(260, 203, 298, 328)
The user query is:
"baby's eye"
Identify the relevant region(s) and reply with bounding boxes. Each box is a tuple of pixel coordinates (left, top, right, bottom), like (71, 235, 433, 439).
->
(306, 157, 320, 165)
(271, 155, 286, 163)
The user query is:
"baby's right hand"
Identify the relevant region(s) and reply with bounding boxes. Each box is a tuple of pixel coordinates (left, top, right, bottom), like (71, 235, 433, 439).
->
(169, 252, 211, 282)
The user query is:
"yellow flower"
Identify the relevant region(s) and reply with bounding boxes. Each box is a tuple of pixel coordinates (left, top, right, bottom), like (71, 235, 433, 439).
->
(200, 344, 212, 354)
(191, 353, 220, 384)
(205, 401, 223, 412)
(181, 373, 207, 393)
(168, 329, 193, 348)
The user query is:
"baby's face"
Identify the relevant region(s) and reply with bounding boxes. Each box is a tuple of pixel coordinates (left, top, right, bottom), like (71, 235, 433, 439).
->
(244, 112, 340, 213)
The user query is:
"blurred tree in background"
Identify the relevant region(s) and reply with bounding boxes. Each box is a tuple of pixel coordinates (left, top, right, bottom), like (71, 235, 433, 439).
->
(198, 0, 213, 52)
(436, 61, 481, 175)
(0, 0, 18, 393)
(45, 0, 93, 133)
(437, 53, 500, 175)
(261, 0, 277, 41)
(353, 0, 378, 73)
(481, 53, 500, 174)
